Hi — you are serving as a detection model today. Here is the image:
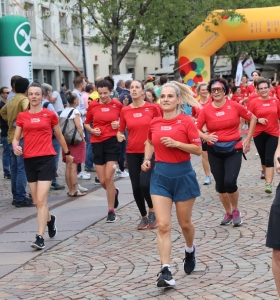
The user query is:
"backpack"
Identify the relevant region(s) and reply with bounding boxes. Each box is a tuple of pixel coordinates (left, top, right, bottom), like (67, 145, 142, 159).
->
(43, 101, 50, 109)
(59, 109, 83, 145)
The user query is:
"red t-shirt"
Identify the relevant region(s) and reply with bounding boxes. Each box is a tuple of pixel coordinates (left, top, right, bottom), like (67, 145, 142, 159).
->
(231, 94, 243, 103)
(196, 100, 252, 148)
(246, 84, 255, 95)
(16, 109, 58, 158)
(85, 99, 123, 143)
(275, 86, 280, 100)
(239, 84, 247, 96)
(119, 102, 161, 153)
(247, 97, 280, 137)
(191, 98, 211, 119)
(148, 114, 201, 163)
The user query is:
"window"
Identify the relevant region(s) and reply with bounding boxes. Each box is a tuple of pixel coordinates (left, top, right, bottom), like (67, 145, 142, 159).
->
(25, 3, 36, 38)
(0, 0, 6, 16)
(59, 13, 68, 44)
(93, 64, 99, 80)
(61, 71, 70, 88)
(43, 70, 52, 85)
(72, 15, 80, 45)
(42, 8, 52, 40)
(127, 67, 135, 78)
(33, 69, 41, 82)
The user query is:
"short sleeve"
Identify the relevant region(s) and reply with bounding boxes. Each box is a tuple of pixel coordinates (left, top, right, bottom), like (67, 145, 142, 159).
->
(147, 124, 152, 141)
(84, 102, 93, 124)
(51, 112, 59, 127)
(153, 105, 161, 117)
(184, 118, 201, 146)
(234, 102, 252, 120)
(277, 100, 280, 119)
(16, 112, 24, 127)
(119, 108, 126, 132)
(196, 109, 206, 131)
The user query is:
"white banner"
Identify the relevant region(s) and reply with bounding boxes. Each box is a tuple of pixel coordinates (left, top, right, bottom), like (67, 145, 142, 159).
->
(243, 57, 256, 80)
(235, 61, 243, 86)
(113, 73, 133, 89)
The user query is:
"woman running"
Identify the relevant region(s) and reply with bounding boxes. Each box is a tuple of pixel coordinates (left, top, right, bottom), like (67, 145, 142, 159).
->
(60, 91, 86, 197)
(192, 82, 212, 185)
(117, 80, 161, 230)
(84, 77, 122, 223)
(141, 81, 201, 288)
(13, 82, 73, 250)
(197, 78, 256, 227)
(247, 78, 280, 194)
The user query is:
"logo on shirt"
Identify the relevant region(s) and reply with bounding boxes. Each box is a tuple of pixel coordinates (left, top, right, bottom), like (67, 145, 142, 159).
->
(216, 111, 225, 116)
(145, 108, 149, 111)
(31, 118, 40, 123)
(133, 113, 142, 118)
(112, 104, 116, 107)
(263, 104, 270, 107)
(101, 108, 110, 112)
(193, 138, 200, 143)
(43, 114, 48, 118)
(161, 126, 172, 130)
(227, 106, 231, 109)
(177, 120, 182, 124)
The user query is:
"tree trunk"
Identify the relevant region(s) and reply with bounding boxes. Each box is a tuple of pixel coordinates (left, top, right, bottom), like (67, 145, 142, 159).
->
(173, 41, 179, 79)
(111, 38, 120, 75)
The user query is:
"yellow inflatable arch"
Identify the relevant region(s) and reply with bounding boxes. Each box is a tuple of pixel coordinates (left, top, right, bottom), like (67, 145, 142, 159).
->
(179, 6, 280, 86)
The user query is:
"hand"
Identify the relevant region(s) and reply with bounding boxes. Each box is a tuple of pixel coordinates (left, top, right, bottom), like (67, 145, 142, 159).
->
(91, 128, 101, 136)
(257, 118, 268, 125)
(160, 137, 180, 148)
(117, 131, 126, 142)
(13, 145, 23, 156)
(203, 132, 218, 144)
(66, 155, 74, 164)
(243, 137, 251, 154)
(111, 121, 119, 130)
(141, 160, 151, 172)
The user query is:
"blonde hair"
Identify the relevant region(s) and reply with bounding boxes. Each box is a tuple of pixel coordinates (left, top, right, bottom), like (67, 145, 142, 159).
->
(196, 82, 208, 92)
(161, 81, 201, 113)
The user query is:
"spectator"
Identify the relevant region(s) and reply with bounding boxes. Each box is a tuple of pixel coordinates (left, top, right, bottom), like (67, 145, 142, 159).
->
(119, 80, 132, 105)
(0, 78, 33, 207)
(41, 83, 65, 190)
(60, 83, 67, 107)
(6, 75, 22, 102)
(155, 75, 169, 97)
(51, 90, 65, 115)
(0, 86, 11, 179)
(116, 80, 125, 95)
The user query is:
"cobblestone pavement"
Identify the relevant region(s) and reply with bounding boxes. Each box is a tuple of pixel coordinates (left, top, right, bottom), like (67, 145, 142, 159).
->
(0, 142, 278, 299)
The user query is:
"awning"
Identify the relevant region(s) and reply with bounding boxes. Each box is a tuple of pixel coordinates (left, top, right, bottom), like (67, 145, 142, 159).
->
(149, 65, 174, 76)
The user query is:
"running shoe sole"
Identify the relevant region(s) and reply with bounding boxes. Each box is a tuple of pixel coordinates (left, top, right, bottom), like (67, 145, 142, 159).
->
(137, 225, 149, 230)
(183, 259, 196, 275)
(106, 216, 117, 223)
(220, 220, 233, 226)
(156, 278, 175, 288)
(233, 220, 242, 227)
(30, 243, 45, 250)
(148, 222, 158, 229)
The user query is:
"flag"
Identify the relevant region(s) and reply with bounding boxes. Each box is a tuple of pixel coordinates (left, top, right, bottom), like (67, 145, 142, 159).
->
(235, 61, 243, 86)
(243, 57, 256, 80)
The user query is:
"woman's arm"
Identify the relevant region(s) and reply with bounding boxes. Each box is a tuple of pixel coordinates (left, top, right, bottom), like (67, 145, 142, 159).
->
(160, 137, 202, 156)
(243, 114, 257, 154)
(53, 124, 73, 164)
(73, 114, 85, 141)
(12, 126, 23, 156)
(141, 139, 154, 172)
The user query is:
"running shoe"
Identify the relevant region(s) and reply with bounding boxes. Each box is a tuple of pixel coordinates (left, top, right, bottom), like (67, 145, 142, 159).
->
(265, 183, 272, 194)
(4, 174, 11, 179)
(120, 170, 129, 178)
(94, 177, 101, 185)
(114, 188, 119, 209)
(203, 176, 211, 185)
(260, 171, 265, 179)
(47, 215, 57, 238)
(156, 266, 175, 288)
(137, 217, 149, 230)
(183, 244, 196, 274)
(77, 172, 91, 180)
(148, 212, 157, 229)
(106, 211, 117, 223)
(220, 212, 233, 225)
(50, 183, 65, 190)
(31, 235, 45, 250)
(84, 167, 96, 172)
(232, 209, 242, 227)
(76, 183, 89, 192)
(15, 198, 35, 208)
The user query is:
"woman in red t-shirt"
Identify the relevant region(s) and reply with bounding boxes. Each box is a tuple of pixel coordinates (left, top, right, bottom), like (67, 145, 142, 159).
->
(141, 81, 201, 287)
(117, 80, 161, 230)
(84, 78, 122, 223)
(247, 78, 280, 194)
(239, 75, 248, 97)
(13, 82, 73, 250)
(192, 82, 212, 185)
(197, 78, 256, 227)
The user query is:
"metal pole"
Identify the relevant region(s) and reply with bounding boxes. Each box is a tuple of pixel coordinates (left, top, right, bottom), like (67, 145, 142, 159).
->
(79, 1, 87, 78)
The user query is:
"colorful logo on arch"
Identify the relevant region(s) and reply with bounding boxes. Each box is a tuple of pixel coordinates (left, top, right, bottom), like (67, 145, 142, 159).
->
(179, 56, 207, 87)
(222, 16, 241, 27)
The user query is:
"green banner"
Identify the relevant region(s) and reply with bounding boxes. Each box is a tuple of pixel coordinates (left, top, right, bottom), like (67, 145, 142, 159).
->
(0, 16, 32, 57)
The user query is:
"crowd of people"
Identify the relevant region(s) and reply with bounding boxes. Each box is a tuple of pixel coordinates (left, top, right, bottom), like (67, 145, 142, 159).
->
(0, 71, 280, 294)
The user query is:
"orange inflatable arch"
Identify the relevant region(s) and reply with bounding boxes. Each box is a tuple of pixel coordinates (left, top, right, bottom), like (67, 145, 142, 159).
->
(179, 6, 280, 86)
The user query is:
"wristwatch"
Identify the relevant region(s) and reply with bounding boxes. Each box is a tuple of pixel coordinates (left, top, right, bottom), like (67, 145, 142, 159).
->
(256, 118, 259, 123)
(65, 150, 71, 156)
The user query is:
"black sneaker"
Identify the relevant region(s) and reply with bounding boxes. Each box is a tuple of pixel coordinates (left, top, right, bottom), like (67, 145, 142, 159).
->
(51, 183, 65, 190)
(4, 174, 11, 179)
(183, 244, 196, 275)
(47, 215, 57, 238)
(114, 188, 119, 209)
(15, 198, 35, 208)
(156, 266, 175, 288)
(30, 235, 45, 250)
(94, 177, 100, 185)
(106, 211, 117, 223)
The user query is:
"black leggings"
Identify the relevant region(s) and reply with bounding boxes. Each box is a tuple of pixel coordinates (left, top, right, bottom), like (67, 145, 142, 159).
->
(208, 146, 242, 194)
(254, 132, 278, 168)
(126, 153, 154, 216)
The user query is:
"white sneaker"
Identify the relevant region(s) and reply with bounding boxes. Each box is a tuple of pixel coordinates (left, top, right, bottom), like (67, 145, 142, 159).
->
(114, 171, 119, 178)
(76, 183, 89, 192)
(120, 170, 129, 178)
(77, 172, 91, 180)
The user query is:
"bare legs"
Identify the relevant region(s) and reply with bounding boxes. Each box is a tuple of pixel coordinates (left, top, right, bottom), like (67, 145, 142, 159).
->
(272, 249, 280, 297)
(218, 190, 239, 213)
(65, 162, 78, 195)
(202, 150, 210, 177)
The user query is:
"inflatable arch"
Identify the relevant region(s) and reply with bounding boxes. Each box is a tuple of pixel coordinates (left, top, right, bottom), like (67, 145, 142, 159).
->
(179, 6, 280, 86)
